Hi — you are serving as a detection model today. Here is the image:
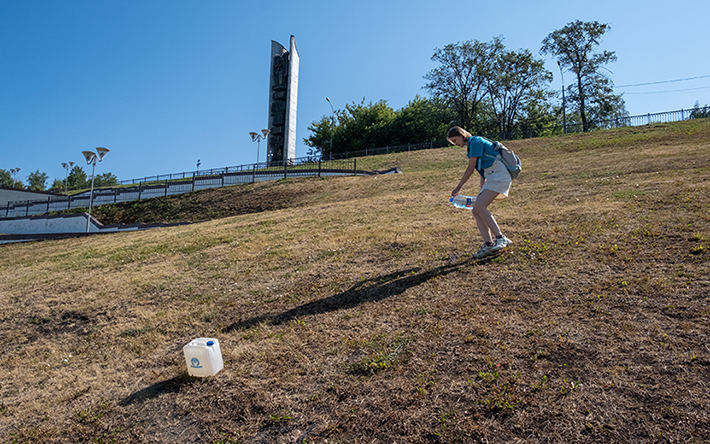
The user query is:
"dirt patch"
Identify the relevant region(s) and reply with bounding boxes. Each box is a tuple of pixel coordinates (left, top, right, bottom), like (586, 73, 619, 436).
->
(92, 181, 324, 224)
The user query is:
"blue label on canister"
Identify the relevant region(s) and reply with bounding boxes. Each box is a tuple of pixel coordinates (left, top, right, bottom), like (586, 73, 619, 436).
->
(190, 357, 202, 368)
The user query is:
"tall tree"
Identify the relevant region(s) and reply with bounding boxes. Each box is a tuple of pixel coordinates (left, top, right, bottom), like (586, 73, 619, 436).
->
(486, 46, 553, 138)
(541, 20, 626, 132)
(423, 38, 503, 133)
(94, 172, 118, 187)
(27, 170, 49, 191)
(50, 178, 65, 192)
(67, 166, 88, 190)
(0, 169, 12, 187)
(389, 96, 455, 145)
(304, 115, 335, 158)
(336, 100, 397, 153)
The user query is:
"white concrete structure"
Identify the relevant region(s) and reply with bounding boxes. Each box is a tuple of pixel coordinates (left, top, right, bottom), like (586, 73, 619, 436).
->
(0, 213, 189, 244)
(285, 35, 299, 163)
(0, 187, 59, 207)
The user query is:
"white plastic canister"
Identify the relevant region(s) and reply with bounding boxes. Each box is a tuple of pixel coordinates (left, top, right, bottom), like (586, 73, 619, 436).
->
(183, 338, 223, 377)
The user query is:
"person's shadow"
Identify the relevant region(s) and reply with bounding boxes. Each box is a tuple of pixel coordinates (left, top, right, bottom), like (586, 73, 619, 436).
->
(224, 255, 482, 332)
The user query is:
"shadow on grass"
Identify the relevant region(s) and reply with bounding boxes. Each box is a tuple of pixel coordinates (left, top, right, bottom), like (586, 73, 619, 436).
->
(119, 373, 195, 407)
(225, 255, 487, 332)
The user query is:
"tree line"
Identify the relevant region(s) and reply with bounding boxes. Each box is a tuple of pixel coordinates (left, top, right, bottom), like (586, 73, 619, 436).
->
(0, 166, 117, 193)
(305, 20, 703, 159)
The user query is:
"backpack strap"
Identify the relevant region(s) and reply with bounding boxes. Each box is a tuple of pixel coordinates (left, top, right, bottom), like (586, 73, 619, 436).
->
(481, 142, 501, 161)
(477, 139, 500, 171)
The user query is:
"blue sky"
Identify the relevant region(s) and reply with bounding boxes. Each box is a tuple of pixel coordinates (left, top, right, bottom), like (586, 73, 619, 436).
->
(1, 0, 709, 185)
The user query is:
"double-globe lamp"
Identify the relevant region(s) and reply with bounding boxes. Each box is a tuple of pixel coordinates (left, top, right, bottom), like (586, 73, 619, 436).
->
(249, 129, 271, 165)
(81, 147, 110, 233)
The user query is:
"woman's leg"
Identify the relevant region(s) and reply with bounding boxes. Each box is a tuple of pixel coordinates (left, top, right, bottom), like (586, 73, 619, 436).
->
(472, 189, 502, 244)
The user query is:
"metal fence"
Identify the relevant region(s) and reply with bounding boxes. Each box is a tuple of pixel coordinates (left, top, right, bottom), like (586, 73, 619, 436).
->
(327, 140, 451, 161)
(2, 158, 358, 218)
(555, 106, 710, 135)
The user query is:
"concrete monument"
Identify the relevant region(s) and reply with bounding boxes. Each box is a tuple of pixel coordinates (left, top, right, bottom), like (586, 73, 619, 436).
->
(267, 36, 299, 165)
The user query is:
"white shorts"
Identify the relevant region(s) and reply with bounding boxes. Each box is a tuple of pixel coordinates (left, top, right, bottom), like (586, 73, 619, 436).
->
(480, 157, 511, 200)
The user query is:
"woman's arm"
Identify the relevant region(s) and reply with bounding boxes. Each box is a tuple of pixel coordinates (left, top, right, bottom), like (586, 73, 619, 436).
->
(452, 157, 478, 197)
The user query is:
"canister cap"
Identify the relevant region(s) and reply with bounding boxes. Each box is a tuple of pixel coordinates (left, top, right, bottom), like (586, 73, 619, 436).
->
(207, 340, 214, 346)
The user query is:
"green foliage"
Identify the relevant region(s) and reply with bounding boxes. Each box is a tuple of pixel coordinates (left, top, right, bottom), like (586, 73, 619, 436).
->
(60, 166, 117, 191)
(76, 401, 110, 424)
(424, 38, 500, 133)
(690, 101, 710, 119)
(0, 168, 26, 189)
(49, 178, 65, 192)
(94, 172, 118, 187)
(474, 369, 522, 411)
(269, 407, 292, 425)
(487, 44, 554, 138)
(27, 170, 48, 191)
(350, 335, 410, 376)
(304, 24, 630, 153)
(338, 99, 397, 153)
(390, 96, 455, 144)
(0, 169, 13, 187)
(304, 97, 453, 158)
(67, 166, 88, 190)
(517, 99, 559, 138)
(310, 36, 560, 150)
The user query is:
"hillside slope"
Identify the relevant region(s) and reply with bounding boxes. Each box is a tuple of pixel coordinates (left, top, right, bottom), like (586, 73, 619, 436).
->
(1, 120, 709, 443)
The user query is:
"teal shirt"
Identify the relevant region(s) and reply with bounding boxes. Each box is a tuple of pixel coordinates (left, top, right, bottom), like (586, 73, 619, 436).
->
(467, 136, 498, 177)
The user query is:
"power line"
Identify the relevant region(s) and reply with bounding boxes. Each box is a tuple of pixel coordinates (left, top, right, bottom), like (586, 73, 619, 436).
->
(622, 86, 710, 95)
(617, 75, 710, 88)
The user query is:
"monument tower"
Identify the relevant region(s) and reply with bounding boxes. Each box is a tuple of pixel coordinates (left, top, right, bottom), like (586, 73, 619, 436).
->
(267, 35, 299, 165)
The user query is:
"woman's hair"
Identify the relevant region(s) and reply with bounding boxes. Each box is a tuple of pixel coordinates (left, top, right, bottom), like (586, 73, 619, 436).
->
(446, 126, 472, 143)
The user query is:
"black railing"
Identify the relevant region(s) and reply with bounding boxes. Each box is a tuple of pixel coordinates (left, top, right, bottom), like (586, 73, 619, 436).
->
(326, 140, 451, 161)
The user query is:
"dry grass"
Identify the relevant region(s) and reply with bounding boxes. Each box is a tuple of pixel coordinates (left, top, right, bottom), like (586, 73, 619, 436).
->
(1, 120, 709, 443)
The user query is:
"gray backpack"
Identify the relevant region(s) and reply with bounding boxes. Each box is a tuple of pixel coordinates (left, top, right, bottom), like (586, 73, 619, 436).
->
(482, 140, 522, 179)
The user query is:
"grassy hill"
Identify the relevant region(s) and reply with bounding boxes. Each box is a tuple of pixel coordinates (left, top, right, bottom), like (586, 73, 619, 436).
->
(1, 120, 709, 443)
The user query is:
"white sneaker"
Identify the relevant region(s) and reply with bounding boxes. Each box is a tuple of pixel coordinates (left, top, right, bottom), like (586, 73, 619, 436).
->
(473, 243, 496, 258)
(491, 236, 513, 252)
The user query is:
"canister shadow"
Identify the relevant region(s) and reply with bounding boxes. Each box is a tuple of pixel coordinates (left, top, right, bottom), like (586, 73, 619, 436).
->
(119, 373, 194, 407)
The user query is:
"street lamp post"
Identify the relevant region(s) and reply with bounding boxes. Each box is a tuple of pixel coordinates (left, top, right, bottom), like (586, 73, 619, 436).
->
(326, 97, 335, 159)
(61, 161, 75, 195)
(9, 168, 20, 183)
(81, 147, 110, 233)
(249, 129, 271, 165)
(557, 60, 566, 134)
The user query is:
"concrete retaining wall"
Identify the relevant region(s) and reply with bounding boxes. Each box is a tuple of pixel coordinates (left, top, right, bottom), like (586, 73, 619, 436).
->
(0, 213, 189, 244)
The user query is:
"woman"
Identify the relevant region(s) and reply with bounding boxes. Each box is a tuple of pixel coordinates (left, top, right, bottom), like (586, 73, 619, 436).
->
(448, 126, 513, 259)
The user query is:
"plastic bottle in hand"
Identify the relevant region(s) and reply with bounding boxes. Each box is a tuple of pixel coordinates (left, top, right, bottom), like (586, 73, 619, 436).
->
(450, 195, 476, 209)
